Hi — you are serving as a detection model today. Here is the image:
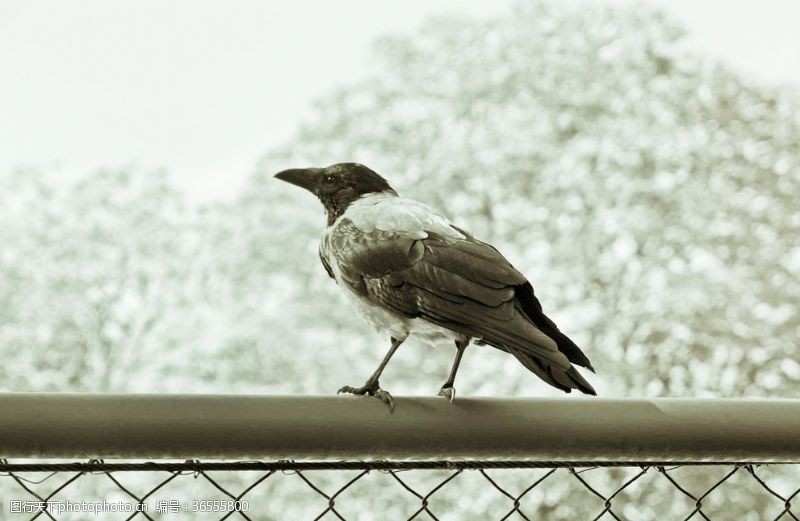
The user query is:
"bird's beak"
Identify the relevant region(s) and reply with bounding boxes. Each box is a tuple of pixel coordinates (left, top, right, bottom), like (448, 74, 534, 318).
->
(274, 168, 322, 192)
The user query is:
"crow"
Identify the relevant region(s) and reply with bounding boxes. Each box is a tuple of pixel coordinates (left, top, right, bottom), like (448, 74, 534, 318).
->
(275, 163, 595, 410)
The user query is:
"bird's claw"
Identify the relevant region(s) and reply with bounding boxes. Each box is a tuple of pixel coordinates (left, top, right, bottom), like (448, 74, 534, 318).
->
(337, 384, 371, 395)
(338, 382, 394, 412)
(373, 389, 395, 412)
(438, 386, 456, 403)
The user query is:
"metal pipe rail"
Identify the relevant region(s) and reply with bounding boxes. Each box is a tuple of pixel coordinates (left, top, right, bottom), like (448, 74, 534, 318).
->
(1, 393, 799, 463)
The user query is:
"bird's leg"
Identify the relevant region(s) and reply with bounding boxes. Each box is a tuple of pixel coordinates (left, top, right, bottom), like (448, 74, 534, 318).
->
(438, 338, 469, 402)
(338, 336, 404, 411)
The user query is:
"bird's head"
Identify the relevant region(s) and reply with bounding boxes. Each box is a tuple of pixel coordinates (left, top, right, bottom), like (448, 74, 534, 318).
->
(274, 163, 397, 225)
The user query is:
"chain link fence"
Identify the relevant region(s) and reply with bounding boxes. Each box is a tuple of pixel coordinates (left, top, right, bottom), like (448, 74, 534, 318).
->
(1, 459, 798, 520)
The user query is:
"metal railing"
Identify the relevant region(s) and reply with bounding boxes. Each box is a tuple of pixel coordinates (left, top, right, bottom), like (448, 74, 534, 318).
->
(1, 394, 799, 520)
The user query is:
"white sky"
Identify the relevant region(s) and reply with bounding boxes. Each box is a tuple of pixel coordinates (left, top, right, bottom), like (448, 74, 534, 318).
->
(1, 0, 799, 201)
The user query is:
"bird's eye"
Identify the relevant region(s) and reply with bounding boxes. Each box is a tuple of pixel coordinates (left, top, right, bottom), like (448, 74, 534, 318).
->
(324, 175, 335, 184)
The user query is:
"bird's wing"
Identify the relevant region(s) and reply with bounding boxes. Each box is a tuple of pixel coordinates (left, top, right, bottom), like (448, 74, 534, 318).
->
(319, 247, 334, 279)
(329, 217, 571, 371)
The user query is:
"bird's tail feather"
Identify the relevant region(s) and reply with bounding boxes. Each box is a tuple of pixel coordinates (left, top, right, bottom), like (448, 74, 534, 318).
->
(509, 347, 597, 396)
(551, 330, 595, 373)
(514, 283, 595, 372)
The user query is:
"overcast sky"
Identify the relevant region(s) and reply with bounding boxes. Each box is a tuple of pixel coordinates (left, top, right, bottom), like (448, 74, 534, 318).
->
(1, 0, 799, 201)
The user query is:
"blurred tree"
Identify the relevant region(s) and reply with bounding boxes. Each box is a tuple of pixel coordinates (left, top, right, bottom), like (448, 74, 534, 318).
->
(0, 169, 196, 392)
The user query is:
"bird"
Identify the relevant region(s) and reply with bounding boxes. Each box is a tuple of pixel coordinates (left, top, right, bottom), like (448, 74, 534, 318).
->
(275, 163, 595, 410)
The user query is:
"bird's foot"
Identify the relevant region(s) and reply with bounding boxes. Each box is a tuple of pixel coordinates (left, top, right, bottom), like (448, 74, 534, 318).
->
(338, 381, 394, 412)
(438, 386, 456, 403)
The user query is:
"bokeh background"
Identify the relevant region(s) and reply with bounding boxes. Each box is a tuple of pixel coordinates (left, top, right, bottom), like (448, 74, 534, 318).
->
(1, 1, 799, 519)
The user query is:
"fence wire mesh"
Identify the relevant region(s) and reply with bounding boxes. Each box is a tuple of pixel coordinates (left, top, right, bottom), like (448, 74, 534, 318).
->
(0, 459, 798, 520)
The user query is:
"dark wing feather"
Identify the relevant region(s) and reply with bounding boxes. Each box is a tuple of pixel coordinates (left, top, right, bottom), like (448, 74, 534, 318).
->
(348, 235, 569, 370)
(423, 239, 524, 289)
(331, 222, 595, 394)
(319, 248, 334, 279)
